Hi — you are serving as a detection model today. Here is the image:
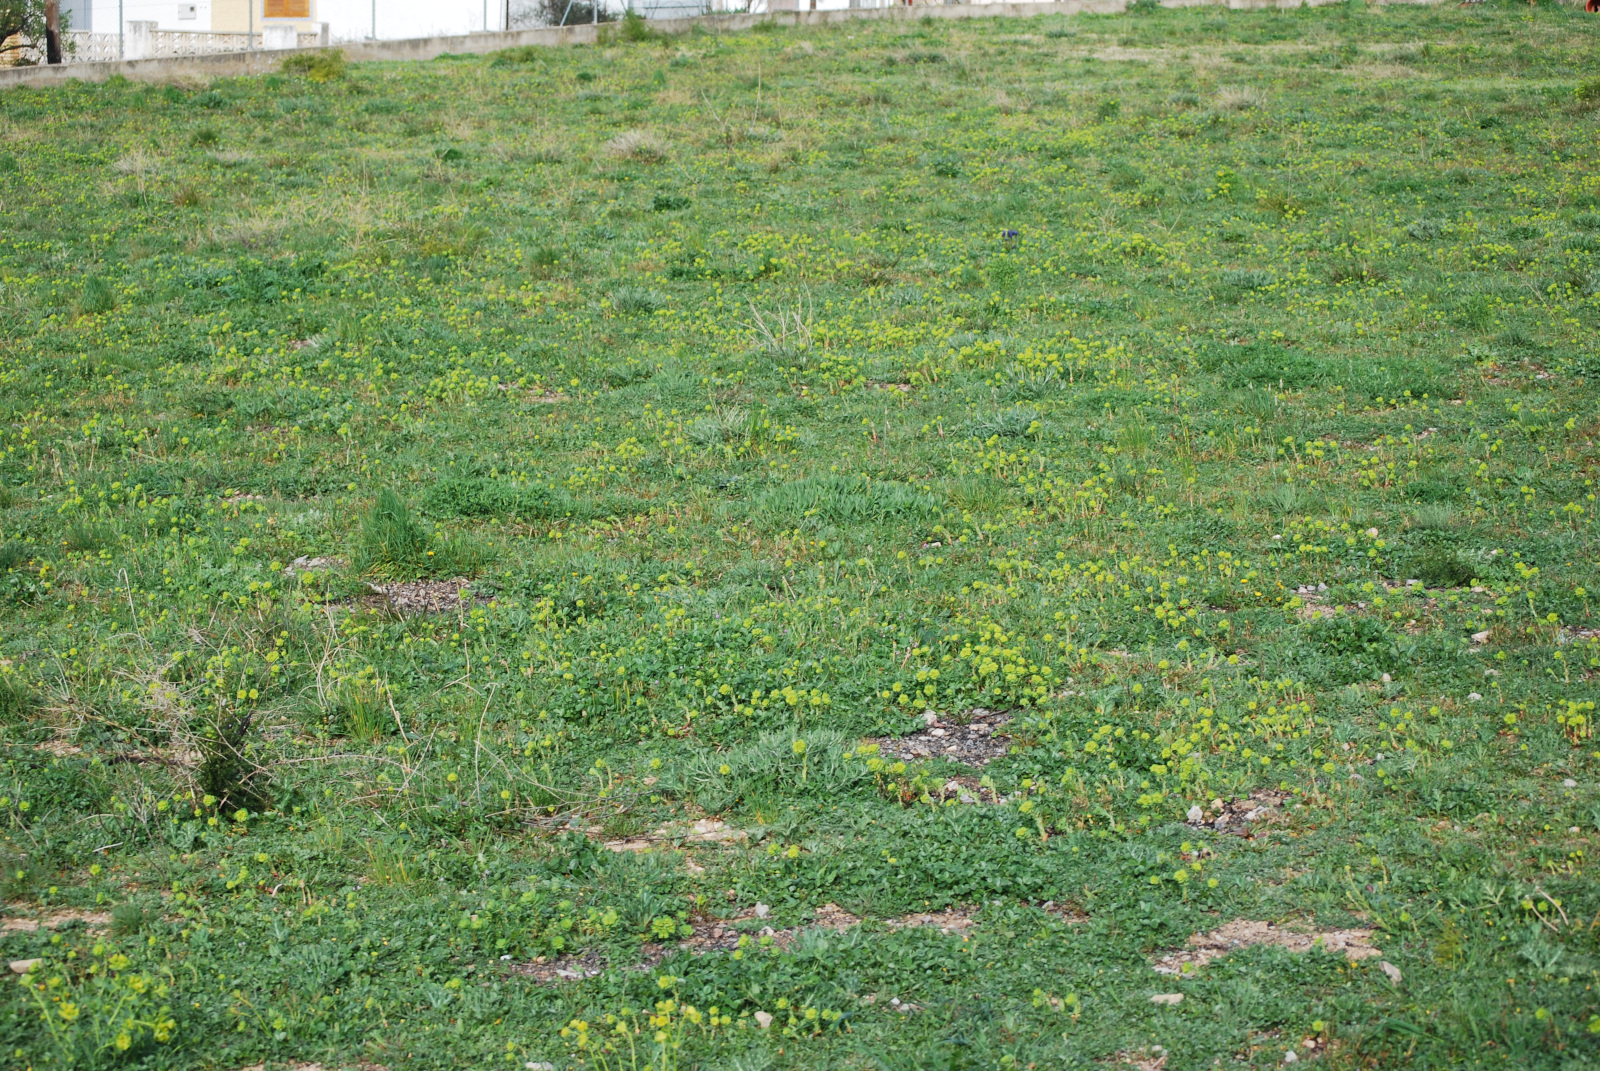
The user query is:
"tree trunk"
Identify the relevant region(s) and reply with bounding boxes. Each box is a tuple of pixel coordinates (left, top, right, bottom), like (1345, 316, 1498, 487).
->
(44, 0, 62, 65)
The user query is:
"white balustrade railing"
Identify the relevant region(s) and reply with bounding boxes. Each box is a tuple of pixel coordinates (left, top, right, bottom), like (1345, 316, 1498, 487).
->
(2, 25, 331, 66)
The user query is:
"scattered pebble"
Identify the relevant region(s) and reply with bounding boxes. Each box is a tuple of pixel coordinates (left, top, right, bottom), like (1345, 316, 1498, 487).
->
(1184, 789, 1288, 836)
(1149, 993, 1183, 1005)
(872, 708, 1012, 769)
(362, 578, 484, 615)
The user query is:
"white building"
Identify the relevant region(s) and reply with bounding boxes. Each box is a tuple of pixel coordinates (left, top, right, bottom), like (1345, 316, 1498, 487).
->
(61, 0, 507, 44)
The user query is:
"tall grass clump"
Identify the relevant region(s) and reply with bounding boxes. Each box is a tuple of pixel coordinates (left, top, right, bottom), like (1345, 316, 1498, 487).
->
(354, 488, 483, 578)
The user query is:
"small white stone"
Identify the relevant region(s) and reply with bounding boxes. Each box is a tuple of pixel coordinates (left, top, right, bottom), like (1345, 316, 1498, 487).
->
(1150, 993, 1183, 1005)
(1187, 805, 1204, 823)
(8, 959, 39, 974)
(922, 711, 939, 727)
(1380, 961, 1403, 986)
(1366, 527, 1379, 537)
(754, 1011, 773, 1029)
(1471, 630, 1492, 644)
(1284, 1051, 1299, 1064)
(1467, 693, 1482, 701)
(1563, 779, 1577, 788)
(1380, 673, 1392, 683)
(754, 902, 770, 919)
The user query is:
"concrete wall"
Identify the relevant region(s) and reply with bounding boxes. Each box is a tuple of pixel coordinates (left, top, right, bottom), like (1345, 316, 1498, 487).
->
(0, 0, 1443, 91)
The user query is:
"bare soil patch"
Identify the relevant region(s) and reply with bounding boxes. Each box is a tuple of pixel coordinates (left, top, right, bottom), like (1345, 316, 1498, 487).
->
(1114, 1046, 1171, 1070)
(873, 708, 1012, 768)
(603, 817, 745, 854)
(1186, 788, 1290, 836)
(510, 947, 607, 985)
(1150, 918, 1380, 976)
(886, 906, 977, 935)
(360, 579, 484, 615)
(2, 907, 110, 933)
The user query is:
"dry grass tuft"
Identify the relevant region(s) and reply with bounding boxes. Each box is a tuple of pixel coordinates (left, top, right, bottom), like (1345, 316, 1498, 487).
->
(603, 128, 668, 163)
(1216, 85, 1266, 111)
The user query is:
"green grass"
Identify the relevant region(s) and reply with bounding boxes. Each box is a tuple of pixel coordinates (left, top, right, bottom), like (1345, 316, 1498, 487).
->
(1, 2, 1600, 1068)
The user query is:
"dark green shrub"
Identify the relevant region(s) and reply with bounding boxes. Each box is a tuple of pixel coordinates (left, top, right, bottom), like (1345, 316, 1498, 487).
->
(197, 708, 263, 811)
(618, 10, 659, 43)
(1416, 547, 1475, 589)
(490, 45, 545, 66)
(281, 49, 347, 82)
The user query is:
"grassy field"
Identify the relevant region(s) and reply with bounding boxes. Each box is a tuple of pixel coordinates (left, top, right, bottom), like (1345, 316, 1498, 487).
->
(2, 2, 1600, 1068)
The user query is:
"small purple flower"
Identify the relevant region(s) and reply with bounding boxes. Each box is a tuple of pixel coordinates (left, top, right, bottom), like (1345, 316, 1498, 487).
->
(1002, 229, 1020, 240)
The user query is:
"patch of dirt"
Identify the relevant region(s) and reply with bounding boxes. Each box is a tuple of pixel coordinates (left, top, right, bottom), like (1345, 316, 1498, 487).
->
(1114, 1046, 1170, 1070)
(665, 901, 862, 957)
(604, 817, 745, 854)
(107, 748, 198, 768)
(509, 948, 606, 985)
(810, 902, 861, 930)
(872, 708, 1012, 768)
(935, 775, 1001, 805)
(358, 579, 485, 615)
(521, 903, 863, 982)
(1040, 901, 1090, 924)
(1186, 789, 1289, 836)
(1150, 919, 1380, 976)
(33, 735, 82, 757)
(886, 907, 976, 936)
(284, 555, 344, 576)
(499, 383, 567, 404)
(2, 908, 111, 933)
(237, 1060, 387, 1071)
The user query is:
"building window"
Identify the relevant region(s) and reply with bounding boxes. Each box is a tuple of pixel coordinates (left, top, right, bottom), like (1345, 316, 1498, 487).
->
(264, 0, 312, 17)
